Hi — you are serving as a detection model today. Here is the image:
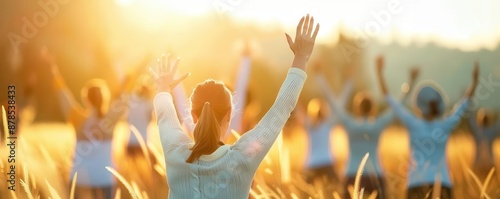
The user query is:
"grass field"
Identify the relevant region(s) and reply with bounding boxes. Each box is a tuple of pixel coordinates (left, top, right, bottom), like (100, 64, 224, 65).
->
(0, 121, 499, 199)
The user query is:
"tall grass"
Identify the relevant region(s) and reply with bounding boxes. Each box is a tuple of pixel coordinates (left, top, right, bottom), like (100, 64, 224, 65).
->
(353, 153, 369, 199)
(69, 172, 77, 199)
(0, 122, 499, 199)
(106, 167, 139, 199)
(45, 179, 62, 199)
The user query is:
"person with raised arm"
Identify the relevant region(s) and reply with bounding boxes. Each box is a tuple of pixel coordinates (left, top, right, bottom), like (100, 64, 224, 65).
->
(468, 108, 500, 177)
(317, 56, 418, 199)
(227, 41, 254, 137)
(125, 60, 156, 156)
(43, 47, 146, 199)
(151, 15, 319, 198)
(377, 59, 479, 199)
(171, 41, 254, 140)
(126, 82, 155, 153)
(294, 63, 354, 197)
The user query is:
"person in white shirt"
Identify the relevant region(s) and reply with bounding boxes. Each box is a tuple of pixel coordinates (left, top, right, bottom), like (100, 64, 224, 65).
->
(295, 62, 355, 196)
(296, 97, 345, 199)
(151, 15, 319, 199)
(126, 83, 154, 156)
(44, 48, 143, 199)
(377, 59, 479, 199)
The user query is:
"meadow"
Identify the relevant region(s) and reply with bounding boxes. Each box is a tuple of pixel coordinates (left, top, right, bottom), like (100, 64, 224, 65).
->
(0, 117, 499, 199)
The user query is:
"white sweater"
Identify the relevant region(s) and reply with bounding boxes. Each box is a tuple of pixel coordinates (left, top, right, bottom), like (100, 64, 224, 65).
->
(154, 68, 306, 199)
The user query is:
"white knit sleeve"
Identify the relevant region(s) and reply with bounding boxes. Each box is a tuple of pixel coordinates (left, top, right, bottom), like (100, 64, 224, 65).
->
(172, 84, 195, 133)
(232, 68, 306, 169)
(154, 92, 192, 153)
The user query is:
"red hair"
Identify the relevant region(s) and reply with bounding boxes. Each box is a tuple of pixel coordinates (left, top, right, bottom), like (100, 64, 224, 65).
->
(186, 79, 232, 163)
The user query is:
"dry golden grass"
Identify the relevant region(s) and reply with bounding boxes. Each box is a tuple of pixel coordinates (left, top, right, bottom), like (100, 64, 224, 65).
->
(0, 119, 499, 199)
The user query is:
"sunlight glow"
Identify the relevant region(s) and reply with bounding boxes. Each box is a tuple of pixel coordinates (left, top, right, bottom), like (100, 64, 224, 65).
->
(112, 0, 500, 51)
(116, 0, 133, 6)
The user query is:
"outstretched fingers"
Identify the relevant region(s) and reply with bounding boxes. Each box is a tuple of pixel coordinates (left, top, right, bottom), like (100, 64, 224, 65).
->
(285, 33, 295, 53)
(296, 17, 305, 37)
(170, 57, 181, 75)
(307, 16, 314, 37)
(156, 58, 162, 76)
(171, 73, 191, 88)
(302, 14, 310, 37)
(149, 67, 160, 80)
(164, 53, 171, 72)
(312, 24, 320, 40)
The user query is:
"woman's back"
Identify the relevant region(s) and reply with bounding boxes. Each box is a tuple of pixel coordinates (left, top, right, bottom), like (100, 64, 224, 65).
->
(152, 15, 318, 198)
(405, 119, 454, 187)
(386, 96, 470, 187)
(155, 67, 307, 198)
(306, 121, 335, 168)
(165, 144, 254, 198)
(343, 114, 392, 176)
(468, 114, 500, 168)
(71, 140, 114, 186)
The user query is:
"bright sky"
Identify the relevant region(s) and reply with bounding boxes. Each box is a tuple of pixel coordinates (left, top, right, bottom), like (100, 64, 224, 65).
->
(115, 0, 500, 51)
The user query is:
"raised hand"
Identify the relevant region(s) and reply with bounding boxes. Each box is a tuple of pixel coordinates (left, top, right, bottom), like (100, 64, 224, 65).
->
(473, 61, 479, 82)
(376, 55, 384, 74)
(242, 40, 251, 57)
(285, 14, 320, 70)
(401, 66, 420, 99)
(408, 67, 420, 90)
(40, 46, 59, 76)
(149, 53, 190, 93)
(375, 55, 389, 95)
(466, 61, 480, 98)
(410, 67, 419, 81)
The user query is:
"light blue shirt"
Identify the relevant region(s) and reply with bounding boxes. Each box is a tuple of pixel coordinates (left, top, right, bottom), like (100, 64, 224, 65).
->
(339, 113, 393, 177)
(305, 75, 353, 169)
(386, 95, 470, 188)
(305, 120, 336, 168)
(468, 113, 500, 168)
(317, 75, 393, 177)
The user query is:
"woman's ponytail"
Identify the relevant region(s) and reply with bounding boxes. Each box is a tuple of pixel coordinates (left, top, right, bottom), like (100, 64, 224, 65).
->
(187, 79, 232, 163)
(186, 102, 222, 163)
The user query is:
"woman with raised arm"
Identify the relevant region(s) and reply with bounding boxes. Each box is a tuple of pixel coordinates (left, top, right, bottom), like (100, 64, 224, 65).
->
(123, 55, 155, 157)
(317, 57, 418, 199)
(151, 15, 319, 198)
(297, 97, 345, 198)
(171, 42, 254, 140)
(302, 98, 343, 182)
(468, 108, 500, 177)
(126, 82, 154, 156)
(377, 59, 479, 199)
(43, 48, 143, 199)
(296, 64, 354, 197)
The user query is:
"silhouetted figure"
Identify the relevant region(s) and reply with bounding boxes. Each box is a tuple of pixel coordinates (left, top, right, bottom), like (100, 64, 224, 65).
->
(44, 47, 144, 199)
(318, 57, 418, 199)
(378, 59, 479, 199)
